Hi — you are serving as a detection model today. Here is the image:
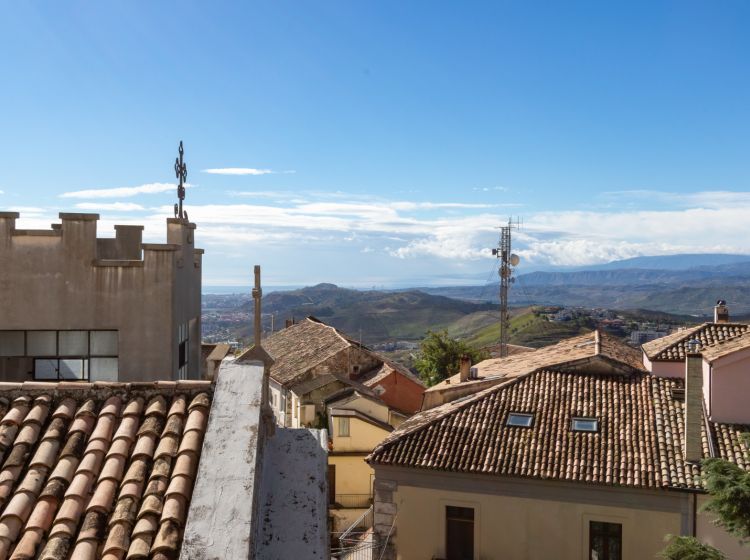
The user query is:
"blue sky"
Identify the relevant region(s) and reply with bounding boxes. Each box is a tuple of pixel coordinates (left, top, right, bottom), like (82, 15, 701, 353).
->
(2, 1, 750, 287)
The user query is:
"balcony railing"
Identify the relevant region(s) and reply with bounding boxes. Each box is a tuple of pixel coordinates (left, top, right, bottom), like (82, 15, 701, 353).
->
(331, 493, 373, 509)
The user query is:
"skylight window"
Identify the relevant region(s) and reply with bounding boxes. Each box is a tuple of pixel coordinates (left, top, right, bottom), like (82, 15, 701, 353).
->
(571, 417, 598, 432)
(506, 412, 534, 428)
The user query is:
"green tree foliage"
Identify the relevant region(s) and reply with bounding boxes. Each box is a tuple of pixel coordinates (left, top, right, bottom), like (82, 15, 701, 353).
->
(659, 434, 750, 559)
(659, 536, 726, 560)
(701, 434, 750, 543)
(414, 330, 486, 387)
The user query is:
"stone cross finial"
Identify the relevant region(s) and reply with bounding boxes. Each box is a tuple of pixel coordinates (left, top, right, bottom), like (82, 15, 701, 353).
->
(253, 265, 263, 348)
(174, 141, 188, 220)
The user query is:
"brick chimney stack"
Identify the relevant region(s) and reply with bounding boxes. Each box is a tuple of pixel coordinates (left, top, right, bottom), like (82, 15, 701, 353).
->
(684, 340, 704, 463)
(714, 300, 729, 323)
(459, 355, 472, 382)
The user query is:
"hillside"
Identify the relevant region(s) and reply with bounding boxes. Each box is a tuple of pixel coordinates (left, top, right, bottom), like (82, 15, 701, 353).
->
(237, 283, 497, 344)
(465, 309, 594, 349)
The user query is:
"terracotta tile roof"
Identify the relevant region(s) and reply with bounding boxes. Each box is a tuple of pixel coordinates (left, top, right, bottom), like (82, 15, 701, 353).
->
(358, 361, 425, 389)
(643, 323, 750, 361)
(700, 331, 750, 363)
(242, 318, 352, 387)
(370, 369, 749, 490)
(0, 380, 212, 559)
(425, 330, 643, 394)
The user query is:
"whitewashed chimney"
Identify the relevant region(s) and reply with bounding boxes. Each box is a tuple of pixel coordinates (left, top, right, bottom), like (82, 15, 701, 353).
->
(684, 340, 704, 462)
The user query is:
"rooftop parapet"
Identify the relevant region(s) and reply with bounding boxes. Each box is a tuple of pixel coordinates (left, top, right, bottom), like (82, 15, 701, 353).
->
(1, 210, 201, 268)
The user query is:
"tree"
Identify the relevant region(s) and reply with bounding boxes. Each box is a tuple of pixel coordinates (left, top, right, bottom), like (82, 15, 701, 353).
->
(413, 330, 486, 387)
(659, 536, 725, 560)
(659, 434, 750, 559)
(701, 437, 750, 543)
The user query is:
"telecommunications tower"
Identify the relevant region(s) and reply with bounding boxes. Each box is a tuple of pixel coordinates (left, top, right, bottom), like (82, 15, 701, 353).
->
(492, 218, 521, 358)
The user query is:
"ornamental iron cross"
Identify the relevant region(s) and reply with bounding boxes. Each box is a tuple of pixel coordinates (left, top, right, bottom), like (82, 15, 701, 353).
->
(174, 141, 187, 219)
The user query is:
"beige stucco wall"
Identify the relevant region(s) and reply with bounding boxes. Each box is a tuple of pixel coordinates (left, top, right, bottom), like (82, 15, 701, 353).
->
(390, 484, 682, 560)
(330, 454, 374, 496)
(329, 454, 374, 533)
(697, 494, 749, 560)
(331, 416, 390, 452)
(337, 395, 390, 424)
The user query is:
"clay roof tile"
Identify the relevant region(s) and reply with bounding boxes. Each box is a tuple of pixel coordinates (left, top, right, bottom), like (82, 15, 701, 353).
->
(187, 393, 210, 411)
(144, 397, 167, 418)
(52, 398, 78, 420)
(0, 386, 212, 558)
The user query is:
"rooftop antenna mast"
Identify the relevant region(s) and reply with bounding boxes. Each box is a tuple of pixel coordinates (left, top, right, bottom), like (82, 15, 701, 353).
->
(492, 217, 521, 358)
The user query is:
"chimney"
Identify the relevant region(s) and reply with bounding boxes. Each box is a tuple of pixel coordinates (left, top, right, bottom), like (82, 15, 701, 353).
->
(459, 355, 472, 382)
(285, 319, 294, 329)
(714, 300, 729, 324)
(594, 329, 601, 355)
(684, 339, 704, 463)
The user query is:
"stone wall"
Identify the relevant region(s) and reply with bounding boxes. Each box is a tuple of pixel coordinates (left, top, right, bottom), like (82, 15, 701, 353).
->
(373, 477, 398, 560)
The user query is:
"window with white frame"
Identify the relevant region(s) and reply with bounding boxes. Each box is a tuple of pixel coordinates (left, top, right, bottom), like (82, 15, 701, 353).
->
(506, 412, 534, 428)
(572, 417, 599, 432)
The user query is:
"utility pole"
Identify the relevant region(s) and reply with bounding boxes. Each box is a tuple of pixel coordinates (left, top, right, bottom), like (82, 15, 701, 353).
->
(492, 218, 521, 358)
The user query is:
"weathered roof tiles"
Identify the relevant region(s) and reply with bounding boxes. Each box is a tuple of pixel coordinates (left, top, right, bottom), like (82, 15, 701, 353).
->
(643, 323, 750, 361)
(369, 368, 747, 491)
(0, 381, 211, 560)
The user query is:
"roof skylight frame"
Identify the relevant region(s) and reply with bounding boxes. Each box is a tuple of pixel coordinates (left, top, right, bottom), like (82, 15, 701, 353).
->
(571, 416, 599, 432)
(506, 412, 534, 428)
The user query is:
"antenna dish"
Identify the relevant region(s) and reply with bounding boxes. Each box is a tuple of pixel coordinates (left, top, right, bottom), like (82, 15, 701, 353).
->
(510, 254, 520, 267)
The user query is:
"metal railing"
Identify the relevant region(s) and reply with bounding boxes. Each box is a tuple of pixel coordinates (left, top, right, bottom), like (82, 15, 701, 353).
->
(332, 506, 376, 560)
(331, 493, 373, 509)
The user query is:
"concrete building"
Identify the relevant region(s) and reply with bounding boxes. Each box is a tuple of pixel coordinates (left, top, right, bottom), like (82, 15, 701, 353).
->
(0, 211, 202, 382)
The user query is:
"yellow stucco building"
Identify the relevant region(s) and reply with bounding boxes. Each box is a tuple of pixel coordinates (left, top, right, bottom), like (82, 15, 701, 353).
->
(327, 388, 405, 534)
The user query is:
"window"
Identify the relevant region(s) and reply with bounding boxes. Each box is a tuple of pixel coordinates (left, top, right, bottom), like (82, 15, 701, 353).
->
(572, 417, 598, 432)
(446, 506, 474, 560)
(58, 331, 88, 356)
(0, 330, 118, 381)
(506, 412, 534, 428)
(338, 417, 350, 437)
(27, 331, 56, 356)
(90, 331, 118, 356)
(589, 521, 621, 560)
(0, 331, 24, 357)
(177, 323, 189, 380)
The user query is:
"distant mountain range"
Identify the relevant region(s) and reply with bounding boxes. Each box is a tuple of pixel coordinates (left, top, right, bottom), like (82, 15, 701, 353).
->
(417, 253, 750, 316)
(238, 283, 498, 344)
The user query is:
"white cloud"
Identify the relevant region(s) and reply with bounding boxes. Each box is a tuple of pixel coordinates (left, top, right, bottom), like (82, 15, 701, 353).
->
(473, 186, 509, 192)
(0, 190, 4, 195)
(30, 186, 750, 273)
(60, 182, 185, 199)
(74, 202, 145, 211)
(203, 168, 291, 176)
